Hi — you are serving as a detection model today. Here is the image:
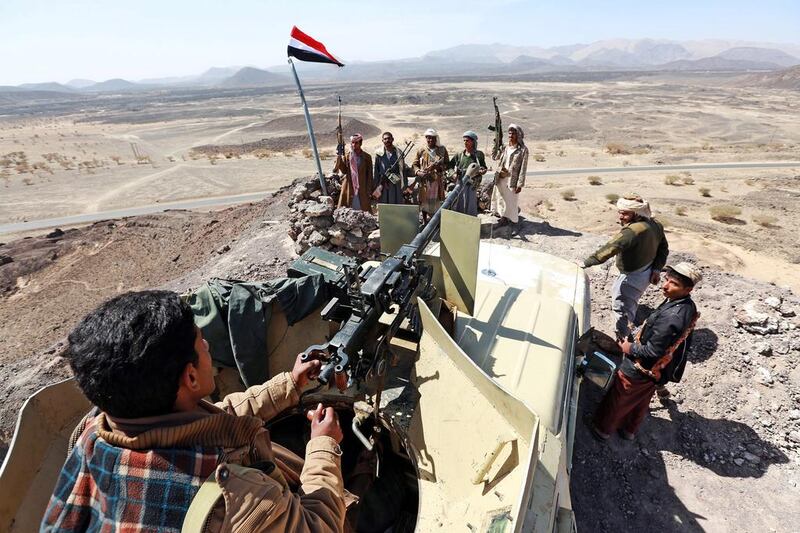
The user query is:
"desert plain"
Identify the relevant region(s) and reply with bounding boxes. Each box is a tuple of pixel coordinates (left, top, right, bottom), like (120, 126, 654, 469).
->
(1, 72, 800, 532)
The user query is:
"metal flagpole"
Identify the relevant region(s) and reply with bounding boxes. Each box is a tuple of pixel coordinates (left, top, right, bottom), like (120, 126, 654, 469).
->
(288, 57, 327, 195)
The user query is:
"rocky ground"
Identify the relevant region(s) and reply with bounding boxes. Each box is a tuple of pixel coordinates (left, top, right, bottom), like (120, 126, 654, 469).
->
(1, 179, 799, 531)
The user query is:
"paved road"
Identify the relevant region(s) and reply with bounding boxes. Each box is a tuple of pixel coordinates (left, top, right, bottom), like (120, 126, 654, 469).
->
(2, 161, 798, 236)
(0, 191, 273, 236)
(525, 161, 800, 176)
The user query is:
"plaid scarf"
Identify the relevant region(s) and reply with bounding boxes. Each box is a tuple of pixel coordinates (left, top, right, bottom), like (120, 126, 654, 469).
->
(41, 414, 221, 532)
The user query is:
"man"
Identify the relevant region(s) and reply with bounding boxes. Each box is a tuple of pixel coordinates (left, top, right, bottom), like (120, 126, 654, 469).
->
(447, 130, 487, 215)
(592, 262, 701, 441)
(491, 123, 528, 225)
(583, 194, 669, 340)
(42, 290, 345, 532)
(412, 128, 449, 224)
(373, 131, 408, 205)
(334, 133, 373, 211)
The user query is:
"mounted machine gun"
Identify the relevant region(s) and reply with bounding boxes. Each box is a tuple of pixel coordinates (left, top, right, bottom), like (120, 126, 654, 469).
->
(300, 164, 479, 392)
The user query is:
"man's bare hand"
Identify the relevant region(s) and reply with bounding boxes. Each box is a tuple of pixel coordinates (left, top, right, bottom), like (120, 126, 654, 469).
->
(618, 338, 632, 355)
(515, 186, 522, 194)
(479, 166, 487, 175)
(307, 403, 344, 443)
(291, 353, 322, 390)
(415, 169, 425, 178)
(649, 270, 661, 285)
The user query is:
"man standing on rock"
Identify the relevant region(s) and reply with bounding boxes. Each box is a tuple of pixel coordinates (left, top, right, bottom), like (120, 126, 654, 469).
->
(583, 194, 669, 340)
(448, 130, 487, 216)
(334, 133, 373, 211)
(412, 128, 449, 224)
(491, 124, 528, 226)
(591, 262, 701, 441)
(372, 131, 408, 205)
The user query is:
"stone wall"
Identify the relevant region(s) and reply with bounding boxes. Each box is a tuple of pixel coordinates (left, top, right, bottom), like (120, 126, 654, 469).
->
(287, 176, 380, 260)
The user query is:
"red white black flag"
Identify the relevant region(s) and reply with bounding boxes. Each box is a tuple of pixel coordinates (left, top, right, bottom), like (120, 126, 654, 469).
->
(287, 26, 344, 67)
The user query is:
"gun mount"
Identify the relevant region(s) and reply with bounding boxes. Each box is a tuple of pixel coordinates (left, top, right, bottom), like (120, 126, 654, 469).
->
(300, 164, 479, 391)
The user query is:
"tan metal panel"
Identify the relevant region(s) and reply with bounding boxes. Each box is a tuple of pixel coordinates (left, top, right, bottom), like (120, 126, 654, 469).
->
(412, 299, 540, 532)
(440, 209, 480, 315)
(0, 379, 91, 532)
(377, 203, 419, 256)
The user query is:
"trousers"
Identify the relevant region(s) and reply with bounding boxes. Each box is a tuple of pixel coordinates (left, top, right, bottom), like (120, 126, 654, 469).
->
(595, 370, 656, 435)
(611, 263, 652, 338)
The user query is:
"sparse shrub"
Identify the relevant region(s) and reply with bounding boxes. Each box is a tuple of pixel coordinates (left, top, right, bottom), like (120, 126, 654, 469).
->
(302, 148, 313, 159)
(745, 178, 756, 187)
(664, 175, 681, 186)
(555, 150, 566, 157)
(561, 189, 576, 201)
(533, 153, 546, 162)
(605, 142, 631, 155)
(605, 193, 620, 204)
(675, 206, 688, 216)
(682, 176, 695, 185)
(752, 214, 777, 227)
(588, 175, 602, 186)
(319, 149, 334, 159)
(710, 204, 742, 222)
(699, 187, 711, 197)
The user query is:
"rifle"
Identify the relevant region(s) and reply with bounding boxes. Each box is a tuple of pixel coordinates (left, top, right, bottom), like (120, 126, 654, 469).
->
(335, 95, 345, 160)
(300, 166, 475, 391)
(378, 141, 414, 185)
(487, 96, 503, 161)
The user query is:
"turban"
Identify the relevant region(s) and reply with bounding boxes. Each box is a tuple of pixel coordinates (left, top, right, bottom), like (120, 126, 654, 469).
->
(508, 123, 525, 140)
(462, 130, 478, 142)
(616, 194, 652, 219)
(350, 134, 363, 143)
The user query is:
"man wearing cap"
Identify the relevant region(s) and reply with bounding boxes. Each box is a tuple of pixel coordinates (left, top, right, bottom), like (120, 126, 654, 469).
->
(583, 194, 669, 340)
(373, 131, 409, 205)
(591, 262, 701, 441)
(447, 130, 487, 215)
(334, 133, 373, 211)
(412, 128, 449, 224)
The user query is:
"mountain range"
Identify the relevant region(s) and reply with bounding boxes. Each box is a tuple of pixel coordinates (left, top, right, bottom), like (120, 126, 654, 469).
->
(4, 38, 799, 94)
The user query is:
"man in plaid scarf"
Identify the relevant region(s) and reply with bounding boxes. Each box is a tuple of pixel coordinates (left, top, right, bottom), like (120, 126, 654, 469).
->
(42, 290, 345, 532)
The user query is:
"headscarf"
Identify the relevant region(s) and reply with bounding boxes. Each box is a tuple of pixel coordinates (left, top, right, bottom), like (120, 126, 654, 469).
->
(423, 128, 439, 144)
(616, 194, 652, 219)
(462, 130, 478, 143)
(507, 123, 525, 146)
(350, 133, 363, 143)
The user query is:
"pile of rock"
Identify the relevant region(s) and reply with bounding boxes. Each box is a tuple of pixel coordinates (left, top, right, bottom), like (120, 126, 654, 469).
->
(287, 176, 380, 259)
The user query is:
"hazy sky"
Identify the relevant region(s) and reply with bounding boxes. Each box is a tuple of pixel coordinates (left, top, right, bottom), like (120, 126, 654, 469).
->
(1, 0, 797, 85)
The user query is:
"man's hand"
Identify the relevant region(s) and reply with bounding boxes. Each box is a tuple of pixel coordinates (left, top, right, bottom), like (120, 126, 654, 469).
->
(649, 270, 661, 285)
(479, 166, 487, 175)
(291, 353, 322, 390)
(515, 186, 522, 194)
(618, 338, 632, 355)
(307, 403, 344, 443)
(415, 169, 425, 178)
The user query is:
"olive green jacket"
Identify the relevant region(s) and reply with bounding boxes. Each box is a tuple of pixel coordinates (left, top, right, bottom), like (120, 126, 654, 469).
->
(584, 218, 668, 273)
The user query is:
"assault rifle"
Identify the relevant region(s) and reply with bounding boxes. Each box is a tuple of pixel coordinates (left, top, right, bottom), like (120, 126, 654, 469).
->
(335, 95, 345, 158)
(487, 96, 503, 161)
(300, 164, 477, 391)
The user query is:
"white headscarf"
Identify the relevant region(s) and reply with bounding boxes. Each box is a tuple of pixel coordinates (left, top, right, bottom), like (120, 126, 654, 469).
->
(508, 123, 525, 146)
(616, 194, 652, 219)
(423, 128, 439, 144)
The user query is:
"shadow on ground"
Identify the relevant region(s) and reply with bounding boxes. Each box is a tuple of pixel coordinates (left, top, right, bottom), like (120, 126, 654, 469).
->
(571, 380, 788, 532)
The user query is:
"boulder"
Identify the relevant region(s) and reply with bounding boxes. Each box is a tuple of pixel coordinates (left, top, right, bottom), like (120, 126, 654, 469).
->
(308, 216, 333, 229)
(307, 231, 328, 247)
(755, 366, 774, 385)
(735, 300, 780, 335)
(305, 203, 333, 218)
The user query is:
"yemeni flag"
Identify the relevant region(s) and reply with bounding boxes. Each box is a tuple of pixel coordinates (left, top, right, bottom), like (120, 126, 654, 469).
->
(287, 26, 344, 67)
